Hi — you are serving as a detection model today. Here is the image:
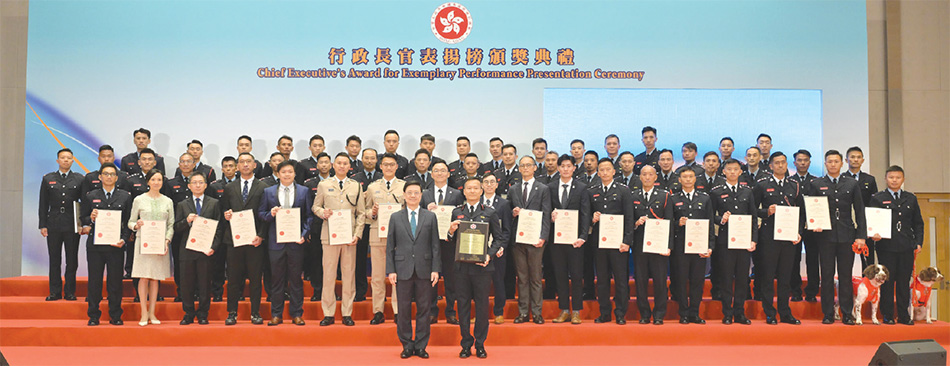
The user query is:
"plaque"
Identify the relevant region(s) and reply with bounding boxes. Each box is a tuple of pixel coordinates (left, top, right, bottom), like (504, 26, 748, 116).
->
(455, 221, 489, 263)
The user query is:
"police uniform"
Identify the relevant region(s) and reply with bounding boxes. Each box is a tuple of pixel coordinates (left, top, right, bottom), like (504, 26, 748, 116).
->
(81, 187, 132, 323)
(656, 170, 682, 194)
(631, 186, 674, 323)
(295, 156, 323, 184)
(869, 189, 923, 324)
(312, 176, 366, 322)
(481, 193, 513, 318)
(710, 182, 758, 323)
(363, 177, 405, 318)
(674, 162, 705, 178)
(789, 172, 818, 299)
(846, 171, 879, 268)
(38, 170, 84, 300)
(405, 171, 435, 191)
(588, 180, 634, 323)
(671, 189, 715, 321)
(302, 176, 325, 300)
(696, 173, 725, 195)
(493, 166, 521, 199)
(175, 162, 216, 183)
(806, 175, 866, 323)
(120, 151, 166, 175)
(350, 169, 379, 301)
(738, 167, 770, 187)
(259, 175, 279, 188)
(753, 176, 803, 322)
(408, 155, 446, 174)
(449, 172, 482, 191)
(634, 149, 660, 175)
(379, 153, 409, 179)
(260, 159, 298, 179)
(82, 168, 132, 198)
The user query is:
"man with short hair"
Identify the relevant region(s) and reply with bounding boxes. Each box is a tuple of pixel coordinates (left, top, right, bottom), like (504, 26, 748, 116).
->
(407, 134, 445, 174)
(221, 153, 268, 325)
(422, 161, 465, 324)
(364, 153, 406, 324)
(711, 158, 758, 325)
(260, 152, 285, 187)
(634, 126, 659, 174)
(676, 142, 705, 177)
(480, 172, 512, 324)
(344, 135, 363, 175)
(448, 136, 472, 174)
(81, 164, 132, 326)
(531, 138, 548, 172)
(537, 151, 559, 184)
(380, 130, 410, 178)
(82, 145, 132, 197)
(262, 135, 298, 178)
(493, 144, 521, 197)
(548, 155, 591, 324)
(509, 155, 552, 324)
(845, 146, 879, 267)
(590, 158, 634, 325)
(39, 148, 84, 301)
(577, 150, 600, 186)
(120, 128, 166, 175)
(207, 156, 237, 301)
(450, 153, 487, 190)
(480, 137, 505, 173)
(296, 134, 327, 184)
(655, 149, 680, 193)
(604, 134, 621, 168)
(670, 168, 714, 324)
(404, 149, 434, 190)
(616, 151, 638, 189)
(789, 149, 818, 302)
(175, 140, 216, 182)
(698, 152, 724, 194)
(236, 135, 265, 178)
(570, 139, 586, 171)
(174, 172, 222, 325)
(631, 165, 674, 325)
(740, 146, 770, 186)
(756, 134, 773, 172)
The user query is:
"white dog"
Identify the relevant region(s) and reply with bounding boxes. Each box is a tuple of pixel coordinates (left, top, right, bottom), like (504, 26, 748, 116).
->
(836, 264, 889, 325)
(910, 267, 944, 324)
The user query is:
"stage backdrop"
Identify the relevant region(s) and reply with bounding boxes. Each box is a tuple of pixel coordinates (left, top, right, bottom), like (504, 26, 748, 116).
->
(22, 0, 869, 276)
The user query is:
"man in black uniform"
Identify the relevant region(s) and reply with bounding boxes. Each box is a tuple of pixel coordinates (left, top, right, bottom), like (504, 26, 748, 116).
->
(577, 150, 600, 186)
(480, 172, 512, 324)
(80, 164, 132, 325)
(207, 156, 237, 301)
(407, 134, 446, 174)
(671, 168, 714, 324)
(39, 148, 84, 301)
(448, 177, 505, 359)
(236, 135, 265, 179)
(404, 149, 435, 190)
(869, 165, 924, 325)
(590, 158, 635, 325)
(349, 149, 378, 302)
(261, 135, 298, 178)
(710, 158, 757, 325)
(82, 145, 131, 197)
(655, 149, 681, 194)
(120, 128, 166, 175)
(380, 130, 410, 179)
(447, 136, 471, 175)
(807, 150, 866, 325)
(615, 151, 639, 189)
(756, 134, 773, 173)
(257, 152, 284, 300)
(260, 152, 284, 187)
(790, 149, 818, 302)
(604, 134, 622, 169)
(493, 144, 521, 198)
(569, 139, 586, 171)
(221, 152, 268, 325)
(531, 138, 548, 172)
(537, 150, 560, 300)
(579, 150, 601, 300)
(740, 146, 770, 186)
(295, 135, 328, 184)
(450, 153, 488, 190)
(634, 126, 659, 175)
(175, 140, 216, 182)
(676, 142, 705, 177)
(343, 135, 363, 176)
(753, 152, 803, 325)
(845, 146, 879, 267)
(536, 151, 559, 184)
(480, 137, 504, 173)
(697, 152, 724, 194)
(630, 165, 674, 324)
(547, 155, 591, 324)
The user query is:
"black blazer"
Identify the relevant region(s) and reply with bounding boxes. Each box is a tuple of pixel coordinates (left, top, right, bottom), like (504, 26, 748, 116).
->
(38, 170, 83, 231)
(385, 208, 441, 279)
(753, 177, 805, 243)
(671, 190, 716, 252)
(81, 188, 133, 252)
(421, 185, 463, 208)
(588, 181, 635, 246)
(547, 179, 591, 242)
(174, 195, 223, 259)
(868, 190, 924, 252)
(481, 194, 512, 246)
(507, 179, 553, 243)
(493, 166, 521, 196)
(710, 183, 759, 247)
(807, 176, 866, 243)
(845, 171, 878, 207)
(220, 177, 268, 245)
(448, 203, 505, 274)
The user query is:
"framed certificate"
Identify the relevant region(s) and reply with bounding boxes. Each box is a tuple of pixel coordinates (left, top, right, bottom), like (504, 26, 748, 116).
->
(684, 219, 709, 254)
(276, 208, 301, 243)
(865, 207, 891, 239)
(553, 209, 578, 244)
(93, 209, 122, 245)
(515, 209, 543, 244)
(328, 208, 352, 245)
(598, 214, 623, 249)
(186, 217, 218, 253)
(139, 220, 166, 255)
(803, 195, 832, 230)
(643, 218, 670, 254)
(727, 214, 753, 249)
(773, 206, 800, 242)
(433, 205, 454, 241)
(377, 204, 398, 238)
(455, 221, 489, 263)
(229, 209, 256, 247)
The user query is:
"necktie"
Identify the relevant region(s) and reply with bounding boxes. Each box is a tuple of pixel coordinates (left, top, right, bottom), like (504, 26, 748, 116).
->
(538, 162, 543, 170)
(645, 191, 650, 202)
(622, 177, 628, 186)
(61, 173, 67, 180)
(410, 211, 417, 237)
(242, 181, 249, 202)
(853, 173, 859, 179)
(386, 181, 391, 190)
(893, 191, 899, 200)
(523, 183, 529, 203)
(731, 186, 737, 194)
(339, 180, 344, 189)
(437, 189, 444, 205)
(420, 173, 426, 184)
(687, 192, 692, 201)
(106, 192, 111, 201)
(778, 179, 783, 188)
(367, 172, 373, 181)
(561, 184, 569, 207)
(587, 175, 592, 183)
(833, 178, 838, 185)
(470, 205, 475, 215)
(195, 197, 202, 215)
(283, 187, 291, 208)
(495, 161, 500, 170)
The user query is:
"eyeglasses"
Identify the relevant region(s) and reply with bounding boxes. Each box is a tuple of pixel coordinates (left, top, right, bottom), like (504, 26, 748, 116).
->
(518, 163, 535, 168)
(100, 172, 117, 177)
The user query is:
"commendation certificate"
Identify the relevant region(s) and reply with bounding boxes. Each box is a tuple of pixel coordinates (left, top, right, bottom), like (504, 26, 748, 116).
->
(455, 221, 489, 263)
(377, 204, 398, 238)
(328, 209, 352, 245)
(642, 219, 670, 254)
(727, 214, 753, 249)
(865, 207, 892, 239)
(553, 209, 578, 244)
(598, 214, 623, 249)
(229, 209, 256, 247)
(684, 219, 709, 254)
(434, 205, 454, 241)
(186, 218, 218, 253)
(93, 209, 122, 245)
(515, 209, 543, 244)
(276, 208, 301, 243)
(139, 220, 166, 254)
(804, 196, 832, 230)
(773, 206, 800, 242)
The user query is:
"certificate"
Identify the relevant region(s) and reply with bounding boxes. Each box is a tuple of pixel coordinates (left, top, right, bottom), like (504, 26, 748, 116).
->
(455, 221, 489, 263)
(773, 206, 800, 242)
(515, 209, 543, 244)
(727, 214, 753, 249)
(93, 209, 122, 245)
(73, 202, 82, 234)
(642, 219, 670, 254)
(433, 205, 454, 241)
(377, 204, 399, 238)
(229, 209, 256, 247)
(186, 217, 218, 254)
(327, 209, 352, 245)
(865, 207, 892, 239)
(276, 208, 301, 244)
(598, 214, 624, 249)
(553, 209, 578, 244)
(139, 220, 167, 255)
(684, 219, 709, 254)
(804, 196, 832, 230)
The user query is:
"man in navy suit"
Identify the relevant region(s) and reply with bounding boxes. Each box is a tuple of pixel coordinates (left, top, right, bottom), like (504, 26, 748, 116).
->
(259, 161, 312, 326)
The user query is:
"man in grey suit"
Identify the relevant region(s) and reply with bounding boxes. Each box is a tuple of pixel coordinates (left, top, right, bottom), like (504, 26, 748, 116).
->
(386, 181, 440, 359)
(507, 155, 552, 324)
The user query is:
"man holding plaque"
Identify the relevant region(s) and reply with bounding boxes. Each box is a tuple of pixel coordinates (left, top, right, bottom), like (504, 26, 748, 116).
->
(363, 153, 405, 324)
(421, 161, 464, 324)
(631, 165, 674, 325)
(671, 168, 714, 324)
(806, 150, 866, 325)
(548, 155, 590, 324)
(81, 164, 132, 326)
(313, 153, 366, 326)
(174, 172, 222, 325)
(448, 177, 505, 359)
(710, 159, 758, 325)
(589, 158, 634, 325)
(508, 155, 552, 324)
(386, 181, 440, 359)
(753, 152, 803, 325)
(868, 165, 924, 325)
(221, 152, 268, 325)
(259, 161, 312, 326)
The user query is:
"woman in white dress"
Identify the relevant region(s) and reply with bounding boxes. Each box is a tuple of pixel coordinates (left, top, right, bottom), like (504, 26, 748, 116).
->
(129, 169, 174, 326)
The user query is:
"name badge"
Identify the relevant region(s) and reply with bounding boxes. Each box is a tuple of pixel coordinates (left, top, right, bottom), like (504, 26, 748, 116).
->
(49, 181, 56, 184)
(633, 201, 641, 204)
(92, 180, 100, 184)
(766, 188, 775, 192)
(721, 194, 729, 198)
(883, 201, 891, 204)
(675, 202, 684, 206)
(93, 199, 101, 203)
(328, 188, 334, 192)
(820, 187, 829, 191)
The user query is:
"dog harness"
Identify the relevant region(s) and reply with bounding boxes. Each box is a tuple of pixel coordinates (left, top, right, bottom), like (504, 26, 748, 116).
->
(852, 277, 879, 304)
(911, 277, 932, 308)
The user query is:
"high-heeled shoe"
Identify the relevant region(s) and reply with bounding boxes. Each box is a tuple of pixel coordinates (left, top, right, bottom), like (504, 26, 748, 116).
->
(149, 316, 161, 325)
(139, 318, 148, 327)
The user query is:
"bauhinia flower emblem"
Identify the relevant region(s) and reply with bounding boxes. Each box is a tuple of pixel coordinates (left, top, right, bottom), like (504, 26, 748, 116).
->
(440, 10, 463, 34)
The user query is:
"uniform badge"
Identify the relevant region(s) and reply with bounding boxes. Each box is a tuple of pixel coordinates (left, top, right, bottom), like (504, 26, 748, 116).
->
(328, 188, 334, 192)
(675, 202, 684, 206)
(820, 187, 828, 191)
(767, 188, 775, 192)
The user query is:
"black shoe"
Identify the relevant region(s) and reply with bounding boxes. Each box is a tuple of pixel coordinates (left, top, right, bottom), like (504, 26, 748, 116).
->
(882, 318, 895, 325)
(133, 296, 140, 303)
(822, 317, 834, 324)
(532, 315, 544, 324)
(251, 313, 264, 325)
(198, 318, 209, 325)
(616, 317, 626, 325)
(429, 315, 438, 324)
(653, 319, 664, 325)
(320, 316, 335, 326)
(780, 316, 801, 325)
(336, 295, 342, 301)
(594, 315, 611, 323)
(459, 348, 471, 358)
(87, 318, 99, 326)
(109, 319, 123, 326)
(805, 296, 818, 302)
(897, 318, 914, 326)
(475, 348, 487, 358)
(64, 293, 77, 301)
(765, 316, 777, 325)
(416, 349, 429, 359)
(225, 312, 237, 325)
(45, 294, 61, 301)
(513, 314, 528, 324)
(156, 295, 165, 301)
(239, 296, 246, 301)
(689, 316, 706, 325)
(180, 316, 194, 325)
(446, 315, 459, 325)
(722, 317, 733, 325)
(842, 317, 856, 326)
(123, 273, 132, 279)
(735, 316, 752, 325)
(342, 316, 355, 326)
(790, 296, 803, 302)
(212, 295, 223, 302)
(172, 296, 182, 302)
(310, 295, 320, 302)
(679, 317, 690, 324)
(353, 295, 366, 302)
(401, 349, 413, 359)
(370, 312, 384, 325)
(639, 318, 651, 325)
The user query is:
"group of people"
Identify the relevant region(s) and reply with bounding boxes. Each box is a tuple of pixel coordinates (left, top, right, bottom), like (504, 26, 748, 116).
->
(38, 126, 925, 358)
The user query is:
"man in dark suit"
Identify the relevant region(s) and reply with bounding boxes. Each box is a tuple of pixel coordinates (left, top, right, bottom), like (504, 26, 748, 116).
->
(869, 165, 924, 325)
(82, 145, 132, 197)
(634, 126, 659, 175)
(386, 181, 440, 359)
(577, 150, 601, 187)
(80, 164, 132, 325)
(175, 140, 216, 182)
(120, 128, 166, 175)
(221, 152, 268, 325)
(547, 155, 591, 324)
(536, 151, 560, 184)
(259, 161, 312, 326)
(846, 146, 879, 268)
(422, 161, 464, 324)
(671, 168, 715, 324)
(480, 172, 512, 324)
(631, 165, 674, 324)
(590, 158, 635, 324)
(790, 149, 818, 302)
(174, 172, 222, 325)
(807, 150, 866, 325)
(711, 158, 758, 325)
(508, 155, 552, 324)
(39, 148, 84, 301)
(697, 151, 724, 194)
(616, 151, 639, 190)
(448, 177, 505, 359)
